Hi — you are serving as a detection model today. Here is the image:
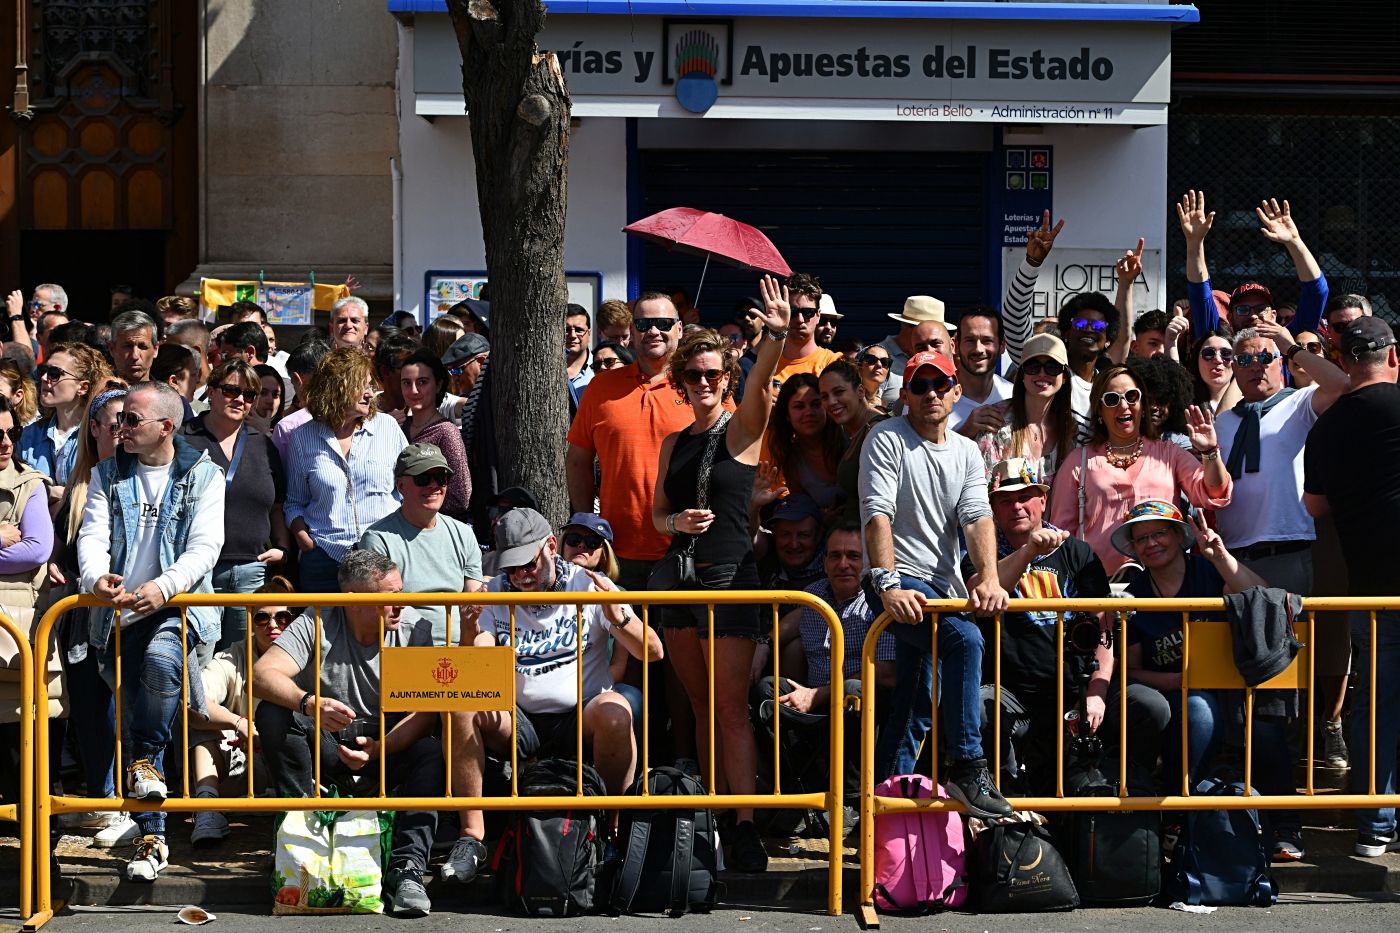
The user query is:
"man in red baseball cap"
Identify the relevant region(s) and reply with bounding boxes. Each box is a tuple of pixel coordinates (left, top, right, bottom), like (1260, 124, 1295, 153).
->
(858, 347, 1014, 817)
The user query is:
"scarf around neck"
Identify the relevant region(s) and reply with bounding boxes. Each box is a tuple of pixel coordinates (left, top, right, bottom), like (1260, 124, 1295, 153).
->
(1225, 387, 1296, 478)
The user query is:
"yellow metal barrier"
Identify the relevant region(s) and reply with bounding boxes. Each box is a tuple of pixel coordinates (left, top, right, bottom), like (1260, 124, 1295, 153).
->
(29, 589, 846, 927)
(856, 597, 1400, 930)
(0, 611, 35, 928)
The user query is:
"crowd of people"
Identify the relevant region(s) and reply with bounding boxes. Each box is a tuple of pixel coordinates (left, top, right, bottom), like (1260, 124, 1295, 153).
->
(0, 188, 1397, 917)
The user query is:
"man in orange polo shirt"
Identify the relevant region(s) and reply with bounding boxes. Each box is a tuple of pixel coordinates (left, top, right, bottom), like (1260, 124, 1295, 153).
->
(772, 272, 841, 387)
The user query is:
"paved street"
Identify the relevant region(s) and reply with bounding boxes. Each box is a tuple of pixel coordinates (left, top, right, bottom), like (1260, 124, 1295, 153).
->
(7, 893, 1399, 933)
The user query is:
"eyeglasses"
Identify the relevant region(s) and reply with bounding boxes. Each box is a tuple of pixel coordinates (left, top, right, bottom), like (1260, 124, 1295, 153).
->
(502, 548, 543, 575)
(252, 610, 294, 628)
(1100, 388, 1142, 407)
(36, 364, 75, 383)
(1130, 529, 1175, 548)
(0, 426, 21, 446)
(1072, 318, 1109, 334)
(410, 469, 451, 488)
(215, 383, 258, 404)
(634, 317, 678, 333)
(563, 531, 604, 551)
(1231, 303, 1271, 319)
(858, 353, 891, 369)
(1200, 347, 1235, 363)
(792, 305, 820, 319)
(907, 374, 957, 396)
(592, 357, 625, 372)
(1021, 358, 1066, 378)
(565, 325, 589, 336)
(1232, 351, 1278, 368)
(682, 368, 724, 386)
(119, 411, 168, 428)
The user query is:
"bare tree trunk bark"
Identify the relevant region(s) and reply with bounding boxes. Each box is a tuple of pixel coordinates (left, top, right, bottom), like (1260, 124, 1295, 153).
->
(447, 0, 571, 528)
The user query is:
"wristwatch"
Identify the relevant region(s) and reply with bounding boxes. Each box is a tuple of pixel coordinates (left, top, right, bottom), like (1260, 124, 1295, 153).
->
(1285, 343, 1306, 362)
(610, 606, 633, 628)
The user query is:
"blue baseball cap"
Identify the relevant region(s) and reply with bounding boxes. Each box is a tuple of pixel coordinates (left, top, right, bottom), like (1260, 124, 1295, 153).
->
(563, 512, 614, 542)
(769, 494, 823, 527)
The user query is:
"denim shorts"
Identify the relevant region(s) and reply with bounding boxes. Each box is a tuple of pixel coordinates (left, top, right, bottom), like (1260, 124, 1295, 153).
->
(655, 556, 768, 642)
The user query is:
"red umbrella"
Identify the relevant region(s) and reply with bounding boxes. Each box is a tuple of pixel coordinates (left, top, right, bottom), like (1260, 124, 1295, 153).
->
(623, 207, 792, 307)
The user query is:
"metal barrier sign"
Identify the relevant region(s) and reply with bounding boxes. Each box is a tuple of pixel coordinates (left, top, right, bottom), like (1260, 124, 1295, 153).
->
(380, 646, 515, 712)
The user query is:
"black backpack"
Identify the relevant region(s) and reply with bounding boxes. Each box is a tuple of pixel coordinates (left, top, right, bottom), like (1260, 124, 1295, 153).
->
(610, 766, 722, 916)
(494, 759, 607, 916)
(1058, 765, 1161, 906)
(968, 820, 1080, 913)
(1160, 778, 1277, 907)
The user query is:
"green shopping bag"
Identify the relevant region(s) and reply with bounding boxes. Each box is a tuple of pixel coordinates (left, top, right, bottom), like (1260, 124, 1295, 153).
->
(271, 793, 394, 915)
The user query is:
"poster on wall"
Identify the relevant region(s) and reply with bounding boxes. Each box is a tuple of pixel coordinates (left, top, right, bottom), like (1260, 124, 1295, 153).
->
(258, 285, 315, 326)
(424, 272, 603, 322)
(1000, 145, 1053, 247)
(1001, 247, 1164, 320)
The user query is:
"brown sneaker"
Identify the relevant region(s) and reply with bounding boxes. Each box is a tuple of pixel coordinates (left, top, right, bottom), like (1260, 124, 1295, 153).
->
(126, 758, 167, 801)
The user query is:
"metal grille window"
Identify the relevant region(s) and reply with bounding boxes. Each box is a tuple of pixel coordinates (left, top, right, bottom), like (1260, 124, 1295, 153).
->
(1167, 114, 1400, 326)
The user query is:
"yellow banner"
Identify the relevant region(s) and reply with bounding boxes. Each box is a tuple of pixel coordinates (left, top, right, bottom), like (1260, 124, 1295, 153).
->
(380, 647, 515, 712)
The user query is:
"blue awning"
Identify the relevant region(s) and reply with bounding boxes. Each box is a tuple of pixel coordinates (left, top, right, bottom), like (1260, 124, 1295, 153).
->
(387, 1, 1199, 24)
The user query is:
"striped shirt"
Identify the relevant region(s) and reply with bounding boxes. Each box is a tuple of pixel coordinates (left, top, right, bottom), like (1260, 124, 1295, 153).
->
(283, 412, 407, 562)
(1002, 254, 1041, 366)
(799, 578, 896, 685)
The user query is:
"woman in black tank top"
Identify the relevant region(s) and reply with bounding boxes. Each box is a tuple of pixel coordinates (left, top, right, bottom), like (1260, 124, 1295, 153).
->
(650, 275, 791, 872)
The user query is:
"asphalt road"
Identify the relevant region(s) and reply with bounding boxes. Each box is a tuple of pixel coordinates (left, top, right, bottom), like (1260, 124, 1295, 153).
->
(9, 893, 1400, 933)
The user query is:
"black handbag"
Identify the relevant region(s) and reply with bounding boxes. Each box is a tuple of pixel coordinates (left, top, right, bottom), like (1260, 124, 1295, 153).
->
(969, 819, 1080, 913)
(648, 412, 731, 591)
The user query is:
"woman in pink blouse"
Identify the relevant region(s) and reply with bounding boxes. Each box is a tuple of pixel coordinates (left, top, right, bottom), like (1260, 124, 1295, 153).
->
(1049, 364, 1231, 573)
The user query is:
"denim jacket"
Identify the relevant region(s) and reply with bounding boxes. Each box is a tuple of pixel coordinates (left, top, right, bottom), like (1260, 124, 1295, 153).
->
(83, 435, 222, 650)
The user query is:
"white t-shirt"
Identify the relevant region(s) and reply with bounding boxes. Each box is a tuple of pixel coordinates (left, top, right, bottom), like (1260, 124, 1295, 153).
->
(950, 374, 1013, 431)
(1213, 385, 1319, 549)
(478, 561, 613, 714)
(1070, 374, 1093, 446)
(124, 461, 172, 598)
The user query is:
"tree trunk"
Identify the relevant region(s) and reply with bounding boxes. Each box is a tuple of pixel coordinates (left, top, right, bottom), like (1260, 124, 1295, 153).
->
(447, 0, 571, 528)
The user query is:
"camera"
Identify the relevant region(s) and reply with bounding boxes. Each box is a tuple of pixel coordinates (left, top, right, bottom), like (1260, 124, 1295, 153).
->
(1063, 613, 1114, 764)
(1065, 612, 1111, 655)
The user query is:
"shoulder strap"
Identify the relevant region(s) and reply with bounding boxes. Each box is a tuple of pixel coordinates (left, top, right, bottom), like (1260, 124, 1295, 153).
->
(670, 815, 695, 913)
(612, 817, 652, 911)
(695, 411, 733, 512)
(1076, 444, 1088, 541)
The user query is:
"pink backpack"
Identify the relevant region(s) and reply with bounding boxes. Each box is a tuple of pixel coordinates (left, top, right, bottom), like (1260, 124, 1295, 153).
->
(872, 774, 969, 912)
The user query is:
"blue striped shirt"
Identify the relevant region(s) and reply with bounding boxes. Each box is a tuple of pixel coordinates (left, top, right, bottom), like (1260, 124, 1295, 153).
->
(283, 412, 407, 562)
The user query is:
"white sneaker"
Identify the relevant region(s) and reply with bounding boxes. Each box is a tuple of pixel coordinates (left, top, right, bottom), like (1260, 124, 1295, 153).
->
(92, 812, 140, 848)
(126, 834, 169, 882)
(126, 759, 167, 801)
(60, 810, 123, 830)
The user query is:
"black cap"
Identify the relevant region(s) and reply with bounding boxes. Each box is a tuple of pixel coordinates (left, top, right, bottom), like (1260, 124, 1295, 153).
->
(1340, 316, 1396, 359)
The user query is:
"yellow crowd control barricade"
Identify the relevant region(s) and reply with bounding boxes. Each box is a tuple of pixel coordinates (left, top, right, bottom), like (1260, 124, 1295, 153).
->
(857, 597, 1400, 930)
(29, 589, 846, 927)
(0, 611, 36, 928)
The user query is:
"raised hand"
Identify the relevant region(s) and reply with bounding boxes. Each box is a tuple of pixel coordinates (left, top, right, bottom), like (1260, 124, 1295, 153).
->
(1025, 209, 1065, 265)
(751, 460, 788, 509)
(5, 290, 22, 319)
(1185, 404, 1218, 452)
(1192, 510, 1226, 562)
(1256, 198, 1301, 245)
(757, 274, 792, 332)
(1116, 238, 1145, 285)
(1176, 190, 1215, 244)
(1254, 319, 1296, 352)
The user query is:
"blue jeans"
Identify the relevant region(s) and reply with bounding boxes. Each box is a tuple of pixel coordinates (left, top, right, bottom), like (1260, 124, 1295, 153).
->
(1163, 689, 1222, 790)
(298, 546, 340, 596)
(97, 609, 200, 837)
(210, 559, 267, 653)
(66, 645, 115, 798)
(1351, 612, 1400, 836)
(872, 575, 985, 780)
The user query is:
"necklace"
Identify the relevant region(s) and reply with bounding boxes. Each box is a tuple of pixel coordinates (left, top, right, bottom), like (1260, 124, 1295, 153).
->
(1105, 438, 1143, 469)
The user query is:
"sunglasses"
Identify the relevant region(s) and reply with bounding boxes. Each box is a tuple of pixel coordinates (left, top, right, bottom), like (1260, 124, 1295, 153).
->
(1233, 351, 1278, 368)
(682, 368, 724, 386)
(502, 547, 543, 575)
(792, 306, 820, 319)
(1072, 318, 1109, 334)
(411, 469, 452, 488)
(447, 366, 466, 377)
(1100, 388, 1142, 407)
(858, 353, 891, 369)
(563, 531, 604, 551)
(98, 420, 122, 436)
(634, 317, 678, 333)
(1231, 303, 1271, 318)
(1021, 358, 1066, 378)
(216, 383, 258, 404)
(252, 610, 294, 628)
(36, 364, 75, 383)
(0, 426, 21, 446)
(592, 357, 625, 372)
(1200, 347, 1235, 363)
(1299, 341, 1323, 355)
(907, 374, 957, 396)
(120, 411, 167, 428)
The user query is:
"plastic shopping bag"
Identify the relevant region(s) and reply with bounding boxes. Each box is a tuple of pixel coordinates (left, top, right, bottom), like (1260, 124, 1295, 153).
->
(271, 806, 394, 914)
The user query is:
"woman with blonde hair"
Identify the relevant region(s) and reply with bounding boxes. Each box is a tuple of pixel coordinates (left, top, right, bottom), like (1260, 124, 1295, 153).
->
(20, 341, 111, 510)
(0, 359, 37, 427)
(284, 348, 407, 593)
